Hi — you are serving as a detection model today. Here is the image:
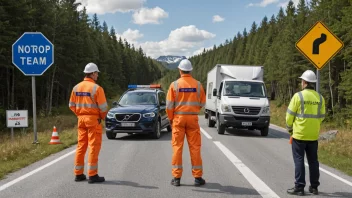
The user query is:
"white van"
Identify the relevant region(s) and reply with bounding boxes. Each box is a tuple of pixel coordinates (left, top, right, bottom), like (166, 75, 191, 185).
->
(204, 64, 270, 136)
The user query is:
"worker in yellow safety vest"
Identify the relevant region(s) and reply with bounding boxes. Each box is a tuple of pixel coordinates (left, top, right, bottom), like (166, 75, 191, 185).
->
(166, 59, 206, 187)
(286, 70, 325, 196)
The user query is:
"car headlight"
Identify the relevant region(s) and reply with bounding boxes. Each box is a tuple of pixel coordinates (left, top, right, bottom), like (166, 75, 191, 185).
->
(143, 112, 155, 118)
(107, 112, 115, 119)
(221, 104, 231, 112)
(262, 106, 270, 114)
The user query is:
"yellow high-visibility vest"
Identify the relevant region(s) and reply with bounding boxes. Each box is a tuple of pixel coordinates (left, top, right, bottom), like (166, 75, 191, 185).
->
(286, 88, 325, 141)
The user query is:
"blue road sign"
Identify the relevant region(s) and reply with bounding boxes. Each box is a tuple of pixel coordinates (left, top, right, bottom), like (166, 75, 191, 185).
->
(12, 32, 54, 76)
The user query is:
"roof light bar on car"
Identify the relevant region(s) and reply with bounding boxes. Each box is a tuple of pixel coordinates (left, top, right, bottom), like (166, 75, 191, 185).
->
(128, 84, 161, 89)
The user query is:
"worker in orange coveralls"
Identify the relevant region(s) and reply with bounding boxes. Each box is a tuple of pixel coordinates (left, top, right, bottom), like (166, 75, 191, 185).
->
(166, 59, 206, 187)
(69, 62, 108, 184)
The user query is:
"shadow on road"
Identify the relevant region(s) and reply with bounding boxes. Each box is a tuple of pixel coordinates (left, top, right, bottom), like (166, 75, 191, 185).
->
(101, 180, 159, 189)
(312, 191, 352, 197)
(181, 182, 259, 195)
(224, 128, 277, 139)
(220, 127, 293, 141)
(112, 130, 172, 141)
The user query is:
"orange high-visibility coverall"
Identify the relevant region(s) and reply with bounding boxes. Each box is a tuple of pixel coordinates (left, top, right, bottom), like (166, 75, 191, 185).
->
(166, 74, 206, 178)
(69, 78, 108, 177)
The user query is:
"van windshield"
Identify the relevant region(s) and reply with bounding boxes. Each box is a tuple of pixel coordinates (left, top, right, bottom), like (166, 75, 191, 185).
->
(223, 81, 266, 98)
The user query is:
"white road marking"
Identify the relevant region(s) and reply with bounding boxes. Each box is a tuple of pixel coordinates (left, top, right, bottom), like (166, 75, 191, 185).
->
(0, 149, 76, 192)
(271, 123, 352, 186)
(200, 127, 213, 139)
(213, 141, 280, 198)
(304, 163, 352, 187)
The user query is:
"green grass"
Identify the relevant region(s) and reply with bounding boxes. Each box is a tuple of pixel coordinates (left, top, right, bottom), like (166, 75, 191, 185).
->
(269, 100, 352, 176)
(0, 115, 78, 180)
(0, 95, 120, 180)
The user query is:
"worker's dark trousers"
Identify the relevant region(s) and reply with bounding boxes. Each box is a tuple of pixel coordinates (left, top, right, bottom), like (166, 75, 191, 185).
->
(292, 138, 320, 188)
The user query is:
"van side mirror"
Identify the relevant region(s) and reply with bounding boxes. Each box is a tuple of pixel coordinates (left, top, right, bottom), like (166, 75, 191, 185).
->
(112, 101, 118, 106)
(213, 89, 217, 96)
(160, 101, 166, 106)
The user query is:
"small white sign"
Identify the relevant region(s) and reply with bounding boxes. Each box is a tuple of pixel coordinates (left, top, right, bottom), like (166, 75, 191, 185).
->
(6, 110, 28, 128)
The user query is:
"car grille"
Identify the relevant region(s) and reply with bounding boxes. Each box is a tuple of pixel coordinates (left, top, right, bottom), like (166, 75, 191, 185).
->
(115, 113, 141, 122)
(234, 116, 259, 121)
(231, 106, 261, 115)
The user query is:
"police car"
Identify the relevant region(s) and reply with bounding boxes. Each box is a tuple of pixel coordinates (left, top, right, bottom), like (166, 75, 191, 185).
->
(105, 84, 172, 139)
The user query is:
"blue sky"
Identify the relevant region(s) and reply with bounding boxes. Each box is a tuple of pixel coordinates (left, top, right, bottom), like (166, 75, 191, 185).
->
(76, 0, 300, 59)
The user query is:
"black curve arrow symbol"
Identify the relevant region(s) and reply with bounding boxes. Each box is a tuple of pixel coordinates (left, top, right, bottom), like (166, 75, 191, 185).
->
(313, 33, 327, 54)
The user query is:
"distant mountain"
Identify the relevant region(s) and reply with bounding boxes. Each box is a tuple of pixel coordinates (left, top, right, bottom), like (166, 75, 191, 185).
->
(156, 55, 186, 70)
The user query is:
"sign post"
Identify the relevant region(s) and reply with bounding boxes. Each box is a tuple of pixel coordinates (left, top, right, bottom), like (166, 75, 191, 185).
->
(295, 21, 344, 93)
(12, 32, 54, 144)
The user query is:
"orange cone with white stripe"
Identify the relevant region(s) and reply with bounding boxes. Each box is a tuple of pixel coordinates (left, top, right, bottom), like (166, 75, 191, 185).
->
(49, 126, 62, 144)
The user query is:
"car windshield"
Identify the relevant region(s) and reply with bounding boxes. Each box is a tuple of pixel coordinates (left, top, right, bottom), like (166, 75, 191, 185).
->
(223, 81, 266, 98)
(118, 92, 157, 105)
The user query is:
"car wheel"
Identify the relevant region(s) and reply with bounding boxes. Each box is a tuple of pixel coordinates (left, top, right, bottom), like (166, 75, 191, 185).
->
(167, 125, 172, 132)
(217, 116, 225, 135)
(106, 131, 115, 139)
(260, 126, 269, 136)
(207, 112, 215, 127)
(152, 120, 161, 139)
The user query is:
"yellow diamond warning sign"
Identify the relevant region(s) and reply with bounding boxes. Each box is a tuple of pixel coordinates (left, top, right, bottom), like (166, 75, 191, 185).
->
(296, 21, 344, 70)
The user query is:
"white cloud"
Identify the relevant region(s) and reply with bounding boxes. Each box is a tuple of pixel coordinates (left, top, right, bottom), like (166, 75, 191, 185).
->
(116, 29, 144, 44)
(124, 25, 215, 59)
(248, 0, 279, 7)
(132, 7, 168, 25)
(168, 25, 216, 42)
(213, 15, 225, 23)
(76, 0, 145, 14)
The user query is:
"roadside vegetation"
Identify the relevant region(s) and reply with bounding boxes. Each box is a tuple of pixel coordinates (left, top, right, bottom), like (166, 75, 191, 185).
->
(0, 95, 121, 180)
(270, 100, 352, 177)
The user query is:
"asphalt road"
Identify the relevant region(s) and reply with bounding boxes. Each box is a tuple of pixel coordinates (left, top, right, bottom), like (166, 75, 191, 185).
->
(1, 116, 352, 198)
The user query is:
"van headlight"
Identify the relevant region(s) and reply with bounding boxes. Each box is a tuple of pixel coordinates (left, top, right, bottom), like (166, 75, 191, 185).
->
(143, 112, 155, 118)
(221, 104, 231, 112)
(262, 106, 270, 115)
(107, 112, 115, 119)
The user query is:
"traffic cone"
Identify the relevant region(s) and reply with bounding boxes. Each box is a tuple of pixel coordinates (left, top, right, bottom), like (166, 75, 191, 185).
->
(49, 126, 62, 144)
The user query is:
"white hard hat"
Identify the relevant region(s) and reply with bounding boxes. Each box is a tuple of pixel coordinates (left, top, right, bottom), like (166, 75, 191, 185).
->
(178, 59, 193, 71)
(83, 63, 100, 73)
(299, 70, 317, 83)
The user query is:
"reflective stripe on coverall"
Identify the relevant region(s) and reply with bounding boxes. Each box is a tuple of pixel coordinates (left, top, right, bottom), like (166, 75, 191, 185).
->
(69, 78, 108, 176)
(286, 89, 325, 141)
(166, 74, 206, 178)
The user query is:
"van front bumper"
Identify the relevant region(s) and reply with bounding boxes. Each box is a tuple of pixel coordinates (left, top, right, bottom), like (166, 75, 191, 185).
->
(219, 114, 270, 129)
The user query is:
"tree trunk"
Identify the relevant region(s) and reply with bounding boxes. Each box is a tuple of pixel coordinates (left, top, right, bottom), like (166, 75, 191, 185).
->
(329, 61, 334, 116)
(48, 9, 57, 116)
(270, 81, 276, 100)
(11, 68, 15, 109)
(56, 81, 59, 107)
(48, 65, 57, 115)
(46, 76, 51, 115)
(7, 67, 10, 109)
(67, 82, 72, 104)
